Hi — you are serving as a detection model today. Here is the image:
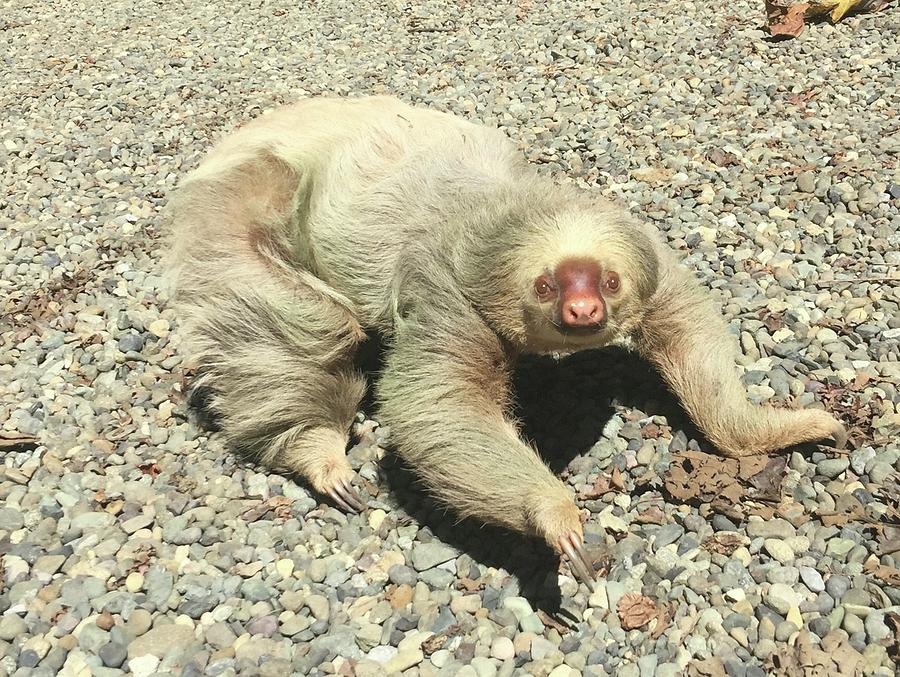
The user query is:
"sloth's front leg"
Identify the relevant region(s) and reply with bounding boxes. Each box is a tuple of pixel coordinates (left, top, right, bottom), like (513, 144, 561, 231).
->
(634, 247, 847, 457)
(377, 307, 597, 587)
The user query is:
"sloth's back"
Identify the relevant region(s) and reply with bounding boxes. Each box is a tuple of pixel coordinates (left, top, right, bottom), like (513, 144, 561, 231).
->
(276, 97, 523, 328)
(173, 96, 523, 329)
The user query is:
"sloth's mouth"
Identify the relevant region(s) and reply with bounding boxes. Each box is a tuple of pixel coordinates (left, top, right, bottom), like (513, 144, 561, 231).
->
(558, 321, 606, 336)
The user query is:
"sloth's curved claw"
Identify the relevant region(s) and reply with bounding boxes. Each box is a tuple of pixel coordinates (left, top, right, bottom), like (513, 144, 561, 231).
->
(830, 421, 849, 450)
(327, 478, 366, 514)
(558, 530, 596, 589)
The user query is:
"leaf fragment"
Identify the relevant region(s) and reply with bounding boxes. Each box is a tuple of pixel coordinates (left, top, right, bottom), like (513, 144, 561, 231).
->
(617, 593, 658, 630)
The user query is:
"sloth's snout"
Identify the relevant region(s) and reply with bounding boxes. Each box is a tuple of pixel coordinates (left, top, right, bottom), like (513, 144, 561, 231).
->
(562, 295, 604, 327)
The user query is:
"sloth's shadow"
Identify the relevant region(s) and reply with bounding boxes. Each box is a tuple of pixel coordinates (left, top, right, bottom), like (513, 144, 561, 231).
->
(188, 337, 701, 611)
(356, 338, 700, 612)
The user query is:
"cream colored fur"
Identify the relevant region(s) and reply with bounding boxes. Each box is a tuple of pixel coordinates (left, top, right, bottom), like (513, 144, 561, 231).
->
(166, 96, 845, 550)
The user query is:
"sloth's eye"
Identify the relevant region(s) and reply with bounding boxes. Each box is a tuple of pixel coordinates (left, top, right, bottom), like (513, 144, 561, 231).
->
(534, 276, 555, 299)
(605, 272, 620, 293)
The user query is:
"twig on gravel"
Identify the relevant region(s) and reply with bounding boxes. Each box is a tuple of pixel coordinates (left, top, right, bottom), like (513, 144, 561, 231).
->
(815, 275, 900, 286)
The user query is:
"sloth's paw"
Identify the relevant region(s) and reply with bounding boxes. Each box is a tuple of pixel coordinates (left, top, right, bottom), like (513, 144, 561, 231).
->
(324, 474, 366, 514)
(309, 455, 366, 513)
(556, 529, 597, 589)
(527, 490, 596, 589)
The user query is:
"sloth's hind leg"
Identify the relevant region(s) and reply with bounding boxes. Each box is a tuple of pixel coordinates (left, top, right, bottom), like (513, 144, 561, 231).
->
(184, 279, 367, 511)
(171, 150, 368, 510)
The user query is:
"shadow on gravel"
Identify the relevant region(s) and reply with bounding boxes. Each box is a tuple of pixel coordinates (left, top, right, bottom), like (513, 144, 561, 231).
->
(372, 344, 704, 610)
(186, 335, 707, 608)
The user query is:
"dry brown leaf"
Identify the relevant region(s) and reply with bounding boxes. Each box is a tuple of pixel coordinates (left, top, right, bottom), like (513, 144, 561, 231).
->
(241, 495, 293, 522)
(138, 463, 161, 478)
(886, 612, 900, 664)
(707, 148, 741, 167)
(703, 532, 749, 556)
(767, 1, 811, 37)
(456, 577, 485, 593)
(610, 466, 625, 492)
(767, 630, 865, 675)
(767, 0, 892, 39)
(582, 473, 610, 499)
(686, 656, 727, 677)
(664, 450, 786, 514)
(634, 506, 667, 525)
(616, 593, 658, 630)
(421, 624, 460, 656)
(864, 559, 900, 587)
(649, 602, 674, 640)
(537, 609, 572, 635)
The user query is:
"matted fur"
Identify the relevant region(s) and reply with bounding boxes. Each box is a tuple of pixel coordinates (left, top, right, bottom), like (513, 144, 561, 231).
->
(166, 96, 845, 549)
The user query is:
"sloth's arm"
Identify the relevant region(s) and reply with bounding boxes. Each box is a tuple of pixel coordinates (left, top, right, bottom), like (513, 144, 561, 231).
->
(376, 300, 595, 584)
(633, 244, 846, 457)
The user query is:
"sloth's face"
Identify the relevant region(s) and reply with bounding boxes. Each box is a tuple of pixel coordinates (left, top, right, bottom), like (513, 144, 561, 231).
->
(524, 256, 631, 352)
(531, 257, 620, 332)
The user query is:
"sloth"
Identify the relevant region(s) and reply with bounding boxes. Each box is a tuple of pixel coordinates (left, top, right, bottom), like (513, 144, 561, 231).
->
(167, 96, 846, 586)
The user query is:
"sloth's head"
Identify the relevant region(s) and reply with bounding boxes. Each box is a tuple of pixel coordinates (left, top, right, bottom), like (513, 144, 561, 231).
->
(471, 201, 660, 353)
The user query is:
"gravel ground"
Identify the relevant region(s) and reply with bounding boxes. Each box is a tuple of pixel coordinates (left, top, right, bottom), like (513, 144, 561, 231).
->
(2, 1, 900, 676)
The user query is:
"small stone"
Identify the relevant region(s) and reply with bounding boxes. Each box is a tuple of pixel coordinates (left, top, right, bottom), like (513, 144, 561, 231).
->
(597, 508, 628, 533)
(826, 538, 856, 560)
(368, 509, 387, 530)
(367, 645, 398, 664)
(279, 614, 311, 637)
(99, 642, 128, 668)
(490, 636, 514, 661)
(471, 656, 497, 677)
(843, 613, 864, 635)
(206, 622, 237, 649)
(746, 518, 795, 539)
(775, 620, 798, 642)
(766, 583, 801, 616)
(589, 582, 609, 609)
(388, 565, 418, 586)
(799, 567, 825, 593)
(247, 615, 277, 637)
(654, 524, 685, 549)
(817, 458, 850, 479)
(869, 461, 893, 484)
(148, 319, 170, 337)
(117, 333, 145, 353)
(809, 617, 831, 637)
(383, 649, 424, 673)
(34, 555, 66, 576)
(122, 514, 154, 534)
(78, 624, 110, 652)
(125, 572, 144, 593)
(410, 543, 457, 571)
(531, 636, 557, 660)
(450, 594, 482, 615)
(275, 559, 294, 579)
(519, 613, 544, 634)
(797, 171, 816, 193)
(18, 649, 40, 668)
(763, 539, 795, 563)
(128, 609, 153, 636)
(128, 623, 196, 659)
(129, 655, 161, 677)
(865, 611, 892, 642)
(305, 594, 330, 620)
(0, 616, 27, 641)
